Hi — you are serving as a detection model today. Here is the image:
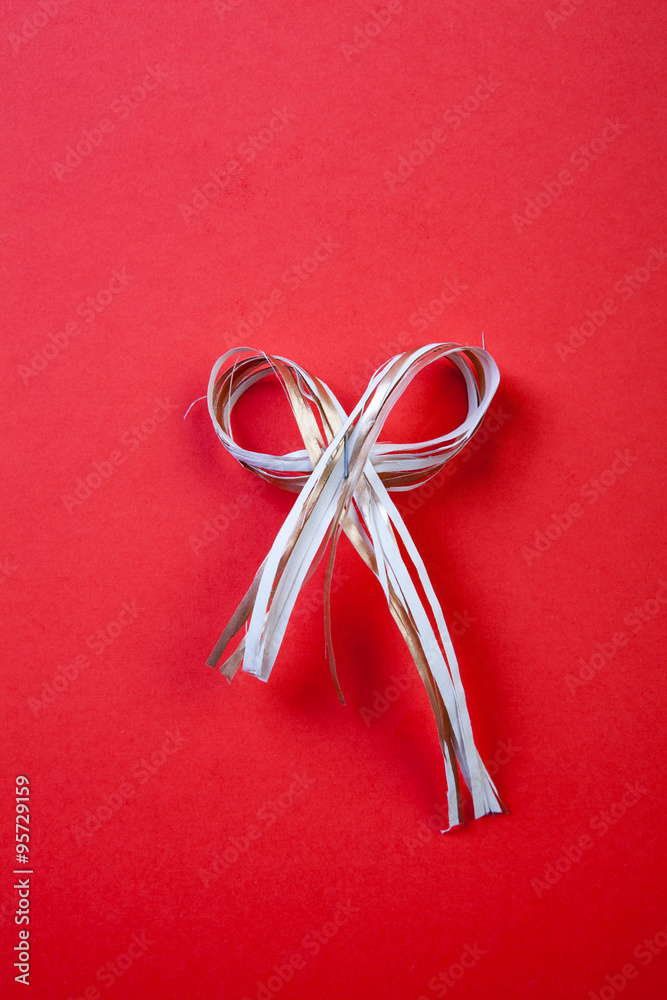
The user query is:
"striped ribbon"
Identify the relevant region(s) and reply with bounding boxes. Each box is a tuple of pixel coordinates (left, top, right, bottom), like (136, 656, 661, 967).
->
(205, 344, 507, 829)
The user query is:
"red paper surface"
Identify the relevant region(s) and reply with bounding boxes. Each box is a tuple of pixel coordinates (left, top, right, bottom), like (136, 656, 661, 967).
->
(1, 2, 666, 998)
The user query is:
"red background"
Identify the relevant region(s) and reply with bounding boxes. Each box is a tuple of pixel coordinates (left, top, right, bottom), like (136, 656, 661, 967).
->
(1, 2, 666, 998)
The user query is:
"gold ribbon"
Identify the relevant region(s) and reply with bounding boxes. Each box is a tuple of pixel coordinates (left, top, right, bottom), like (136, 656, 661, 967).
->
(206, 344, 507, 829)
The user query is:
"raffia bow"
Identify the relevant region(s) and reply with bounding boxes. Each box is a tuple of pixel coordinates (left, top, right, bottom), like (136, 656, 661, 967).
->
(205, 343, 507, 829)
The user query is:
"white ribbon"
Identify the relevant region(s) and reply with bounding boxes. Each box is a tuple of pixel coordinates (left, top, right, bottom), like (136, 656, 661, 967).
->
(205, 343, 507, 828)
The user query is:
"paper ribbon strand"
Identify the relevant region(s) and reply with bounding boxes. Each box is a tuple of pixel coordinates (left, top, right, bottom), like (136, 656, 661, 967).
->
(205, 343, 507, 829)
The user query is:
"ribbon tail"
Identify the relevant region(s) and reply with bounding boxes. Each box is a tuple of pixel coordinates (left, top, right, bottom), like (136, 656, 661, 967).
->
(218, 636, 246, 682)
(206, 557, 268, 669)
(389, 594, 465, 827)
(243, 438, 347, 681)
(359, 466, 505, 828)
(323, 529, 346, 705)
